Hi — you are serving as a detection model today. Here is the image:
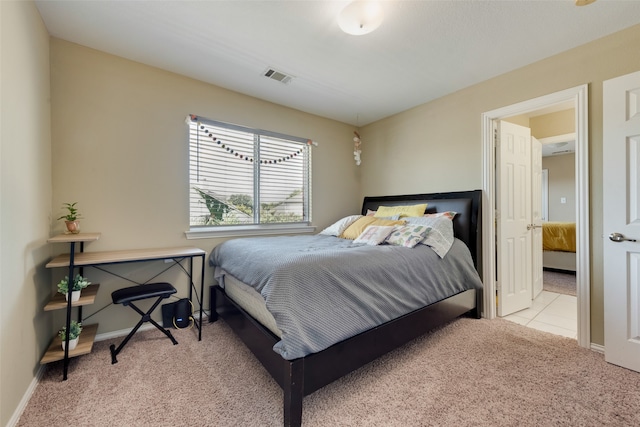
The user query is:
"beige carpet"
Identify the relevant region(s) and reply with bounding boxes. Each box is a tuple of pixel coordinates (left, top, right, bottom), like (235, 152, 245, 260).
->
(18, 317, 640, 426)
(543, 270, 576, 296)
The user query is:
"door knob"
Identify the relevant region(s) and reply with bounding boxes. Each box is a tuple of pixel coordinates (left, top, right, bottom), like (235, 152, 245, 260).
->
(609, 232, 637, 243)
(527, 224, 543, 230)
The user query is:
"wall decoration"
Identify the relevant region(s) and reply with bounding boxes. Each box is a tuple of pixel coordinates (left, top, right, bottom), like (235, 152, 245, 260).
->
(353, 131, 362, 166)
(187, 115, 316, 164)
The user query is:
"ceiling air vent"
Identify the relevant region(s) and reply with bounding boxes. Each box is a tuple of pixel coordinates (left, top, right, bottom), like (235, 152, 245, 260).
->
(263, 68, 294, 85)
(552, 149, 574, 155)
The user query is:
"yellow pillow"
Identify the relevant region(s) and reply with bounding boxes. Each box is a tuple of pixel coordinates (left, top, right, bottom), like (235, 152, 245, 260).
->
(374, 203, 428, 218)
(340, 216, 405, 240)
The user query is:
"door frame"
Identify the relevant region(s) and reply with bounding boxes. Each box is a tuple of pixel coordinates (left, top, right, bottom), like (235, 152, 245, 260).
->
(541, 168, 549, 222)
(481, 84, 591, 348)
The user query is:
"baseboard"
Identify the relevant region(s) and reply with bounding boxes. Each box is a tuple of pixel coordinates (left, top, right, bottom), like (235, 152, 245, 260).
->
(7, 365, 46, 427)
(590, 343, 605, 354)
(95, 309, 210, 342)
(94, 323, 156, 342)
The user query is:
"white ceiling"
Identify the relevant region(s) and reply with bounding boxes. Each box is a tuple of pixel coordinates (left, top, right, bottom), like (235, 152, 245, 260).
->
(539, 132, 576, 157)
(35, 0, 640, 126)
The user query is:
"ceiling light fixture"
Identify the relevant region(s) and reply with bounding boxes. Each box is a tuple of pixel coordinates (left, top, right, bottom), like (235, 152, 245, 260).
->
(575, 0, 597, 6)
(338, 1, 384, 36)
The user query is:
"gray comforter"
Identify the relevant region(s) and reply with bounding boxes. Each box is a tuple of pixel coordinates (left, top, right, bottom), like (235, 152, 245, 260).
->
(210, 234, 482, 360)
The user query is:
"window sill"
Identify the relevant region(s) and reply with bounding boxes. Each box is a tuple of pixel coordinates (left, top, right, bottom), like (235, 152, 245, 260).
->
(185, 224, 316, 240)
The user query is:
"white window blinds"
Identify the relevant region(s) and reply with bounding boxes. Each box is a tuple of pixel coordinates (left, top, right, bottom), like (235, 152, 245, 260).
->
(188, 115, 311, 227)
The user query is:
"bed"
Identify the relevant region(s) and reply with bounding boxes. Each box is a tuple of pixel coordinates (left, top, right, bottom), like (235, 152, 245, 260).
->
(542, 221, 576, 272)
(209, 190, 483, 426)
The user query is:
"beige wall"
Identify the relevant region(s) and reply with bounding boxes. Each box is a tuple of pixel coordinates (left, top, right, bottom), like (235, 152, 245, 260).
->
(49, 39, 358, 334)
(3, 3, 640, 423)
(0, 2, 52, 426)
(543, 154, 576, 222)
(533, 109, 576, 222)
(360, 23, 640, 346)
(530, 108, 575, 139)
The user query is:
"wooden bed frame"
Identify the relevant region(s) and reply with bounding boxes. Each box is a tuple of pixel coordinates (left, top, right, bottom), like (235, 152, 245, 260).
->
(210, 189, 483, 426)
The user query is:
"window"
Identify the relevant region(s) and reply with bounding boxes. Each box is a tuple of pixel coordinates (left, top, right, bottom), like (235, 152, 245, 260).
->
(188, 115, 311, 230)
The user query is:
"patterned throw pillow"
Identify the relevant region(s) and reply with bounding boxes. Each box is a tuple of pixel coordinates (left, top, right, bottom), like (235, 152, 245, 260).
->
(353, 225, 397, 246)
(404, 216, 455, 257)
(385, 224, 430, 248)
(340, 217, 405, 240)
(424, 211, 457, 220)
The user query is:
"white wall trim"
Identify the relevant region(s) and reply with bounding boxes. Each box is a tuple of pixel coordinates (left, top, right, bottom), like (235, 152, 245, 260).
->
(481, 84, 591, 348)
(6, 365, 46, 427)
(538, 133, 576, 145)
(185, 224, 315, 239)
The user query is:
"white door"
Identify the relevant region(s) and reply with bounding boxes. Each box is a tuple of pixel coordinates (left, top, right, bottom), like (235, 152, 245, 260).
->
(532, 137, 543, 299)
(603, 71, 640, 372)
(497, 120, 533, 316)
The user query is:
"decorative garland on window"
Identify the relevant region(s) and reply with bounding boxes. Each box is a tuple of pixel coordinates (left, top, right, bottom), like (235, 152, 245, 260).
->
(188, 115, 316, 164)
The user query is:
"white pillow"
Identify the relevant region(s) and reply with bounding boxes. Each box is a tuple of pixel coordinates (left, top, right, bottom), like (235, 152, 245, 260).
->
(354, 225, 397, 246)
(319, 215, 363, 236)
(424, 211, 457, 220)
(404, 216, 455, 257)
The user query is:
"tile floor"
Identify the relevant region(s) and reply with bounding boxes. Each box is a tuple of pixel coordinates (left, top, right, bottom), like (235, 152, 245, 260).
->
(502, 290, 577, 339)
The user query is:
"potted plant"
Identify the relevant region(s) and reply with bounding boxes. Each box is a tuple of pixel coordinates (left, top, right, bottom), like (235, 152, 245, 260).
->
(58, 320, 82, 350)
(57, 274, 91, 302)
(58, 202, 82, 234)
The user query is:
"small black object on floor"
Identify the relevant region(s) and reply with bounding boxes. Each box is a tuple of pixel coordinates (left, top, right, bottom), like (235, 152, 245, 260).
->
(162, 298, 193, 329)
(109, 282, 178, 364)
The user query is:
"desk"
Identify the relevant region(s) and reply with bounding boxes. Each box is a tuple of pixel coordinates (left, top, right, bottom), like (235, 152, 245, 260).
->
(46, 245, 206, 335)
(45, 237, 206, 379)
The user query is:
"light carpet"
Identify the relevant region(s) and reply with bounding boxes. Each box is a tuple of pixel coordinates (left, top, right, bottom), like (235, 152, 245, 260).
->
(543, 270, 576, 297)
(18, 317, 640, 426)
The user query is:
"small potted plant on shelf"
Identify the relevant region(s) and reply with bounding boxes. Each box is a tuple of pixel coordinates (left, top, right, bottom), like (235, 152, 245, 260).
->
(58, 320, 82, 351)
(57, 274, 91, 302)
(58, 202, 82, 234)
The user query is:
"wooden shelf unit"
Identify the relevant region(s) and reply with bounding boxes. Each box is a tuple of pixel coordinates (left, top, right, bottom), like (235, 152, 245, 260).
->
(44, 232, 102, 380)
(47, 232, 102, 244)
(43, 284, 100, 311)
(40, 323, 99, 364)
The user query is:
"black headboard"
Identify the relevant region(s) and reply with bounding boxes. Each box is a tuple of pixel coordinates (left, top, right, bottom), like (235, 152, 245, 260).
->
(361, 190, 482, 275)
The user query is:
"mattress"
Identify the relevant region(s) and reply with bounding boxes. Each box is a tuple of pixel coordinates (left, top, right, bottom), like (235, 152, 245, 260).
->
(543, 250, 576, 272)
(220, 272, 282, 337)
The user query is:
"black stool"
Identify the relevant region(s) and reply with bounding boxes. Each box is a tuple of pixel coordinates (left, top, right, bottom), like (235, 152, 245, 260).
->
(109, 282, 178, 364)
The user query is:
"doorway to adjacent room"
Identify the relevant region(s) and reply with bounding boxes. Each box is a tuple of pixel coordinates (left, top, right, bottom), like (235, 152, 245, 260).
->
(481, 85, 590, 348)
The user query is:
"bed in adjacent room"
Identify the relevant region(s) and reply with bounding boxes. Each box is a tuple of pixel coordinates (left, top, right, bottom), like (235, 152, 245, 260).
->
(209, 190, 483, 426)
(542, 221, 576, 272)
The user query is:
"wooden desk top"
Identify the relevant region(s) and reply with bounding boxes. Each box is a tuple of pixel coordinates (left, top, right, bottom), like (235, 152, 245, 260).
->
(46, 246, 206, 268)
